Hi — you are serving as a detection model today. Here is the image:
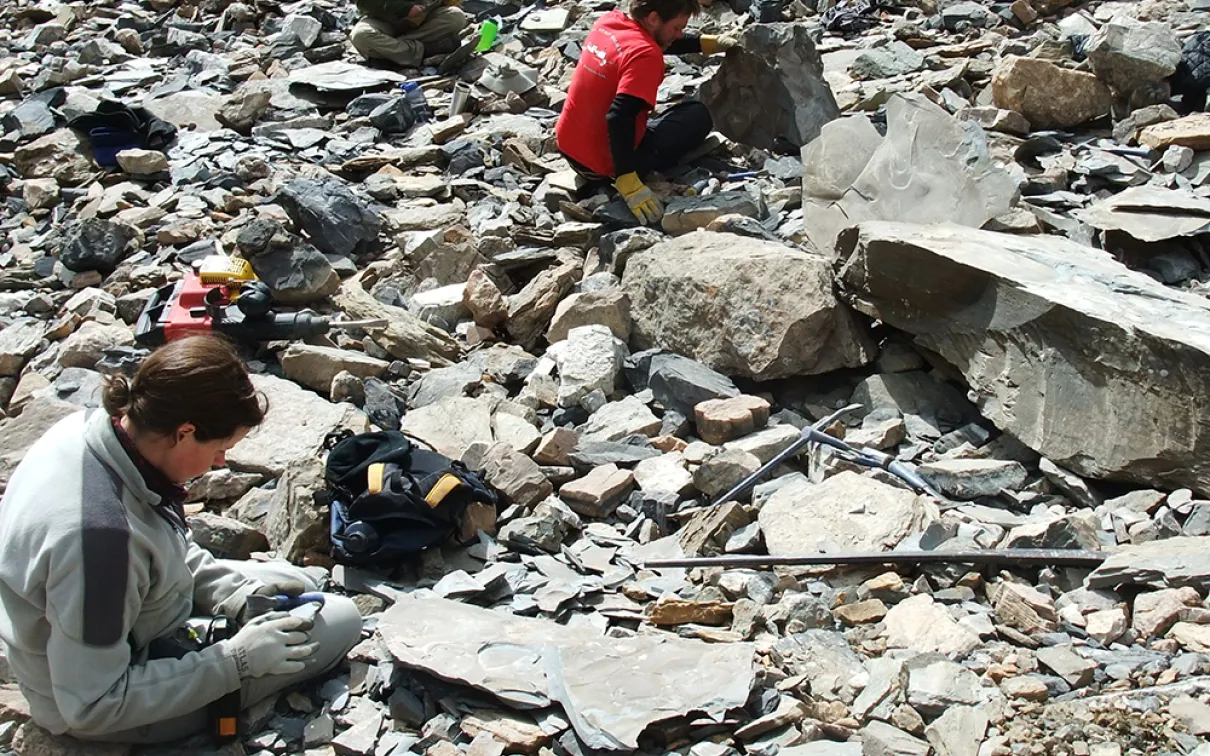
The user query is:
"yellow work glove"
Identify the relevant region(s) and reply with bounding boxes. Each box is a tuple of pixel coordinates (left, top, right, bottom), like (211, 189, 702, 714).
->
(615, 172, 664, 225)
(699, 34, 739, 55)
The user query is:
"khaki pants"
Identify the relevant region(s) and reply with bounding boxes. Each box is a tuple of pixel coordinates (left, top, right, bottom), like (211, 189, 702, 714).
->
(350, 8, 470, 67)
(77, 561, 364, 745)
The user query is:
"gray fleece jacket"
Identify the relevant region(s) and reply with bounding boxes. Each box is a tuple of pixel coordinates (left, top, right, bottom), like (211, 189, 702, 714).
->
(0, 410, 264, 736)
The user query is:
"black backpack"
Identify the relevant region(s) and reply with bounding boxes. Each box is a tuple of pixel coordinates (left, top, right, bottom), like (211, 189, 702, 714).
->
(322, 430, 498, 566)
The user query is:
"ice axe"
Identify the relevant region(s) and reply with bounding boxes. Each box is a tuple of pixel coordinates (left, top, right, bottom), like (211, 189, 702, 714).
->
(706, 403, 946, 509)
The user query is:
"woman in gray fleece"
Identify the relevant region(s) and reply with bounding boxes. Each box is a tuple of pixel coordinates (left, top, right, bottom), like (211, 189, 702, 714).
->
(0, 334, 362, 744)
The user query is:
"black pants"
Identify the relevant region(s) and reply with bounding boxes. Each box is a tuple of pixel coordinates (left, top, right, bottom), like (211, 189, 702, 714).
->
(565, 100, 714, 182)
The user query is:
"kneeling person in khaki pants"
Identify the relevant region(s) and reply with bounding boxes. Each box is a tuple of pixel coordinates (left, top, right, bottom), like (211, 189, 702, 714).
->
(350, 0, 470, 68)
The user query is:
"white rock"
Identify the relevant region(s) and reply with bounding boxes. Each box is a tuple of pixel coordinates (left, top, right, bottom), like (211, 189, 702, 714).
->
(633, 452, 694, 496)
(882, 594, 982, 656)
(116, 148, 170, 175)
(556, 325, 625, 408)
(580, 395, 661, 442)
(758, 471, 936, 555)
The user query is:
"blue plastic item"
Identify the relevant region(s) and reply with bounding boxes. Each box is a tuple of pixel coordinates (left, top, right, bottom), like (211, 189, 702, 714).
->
(400, 82, 433, 123)
(88, 127, 140, 167)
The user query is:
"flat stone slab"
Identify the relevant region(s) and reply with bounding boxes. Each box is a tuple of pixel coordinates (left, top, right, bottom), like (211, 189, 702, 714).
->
(377, 595, 754, 751)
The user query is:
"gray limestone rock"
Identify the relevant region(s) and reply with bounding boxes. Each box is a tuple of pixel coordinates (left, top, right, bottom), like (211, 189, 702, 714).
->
(623, 231, 873, 381)
(1087, 536, 1210, 590)
(1087, 18, 1182, 95)
(860, 721, 932, 756)
(803, 95, 1017, 257)
(188, 512, 270, 560)
(661, 192, 761, 236)
(278, 177, 381, 257)
(228, 374, 368, 476)
(758, 472, 935, 555)
(836, 221, 1210, 496)
(850, 42, 925, 80)
(916, 459, 1028, 499)
(700, 23, 840, 151)
(906, 659, 983, 715)
(236, 220, 340, 306)
(0, 320, 47, 377)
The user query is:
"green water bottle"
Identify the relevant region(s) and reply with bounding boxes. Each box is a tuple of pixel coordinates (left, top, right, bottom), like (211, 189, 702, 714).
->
(475, 17, 500, 52)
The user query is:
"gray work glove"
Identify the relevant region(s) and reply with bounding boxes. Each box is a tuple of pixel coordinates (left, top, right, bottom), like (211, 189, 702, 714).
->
(224, 611, 317, 679)
(238, 578, 308, 625)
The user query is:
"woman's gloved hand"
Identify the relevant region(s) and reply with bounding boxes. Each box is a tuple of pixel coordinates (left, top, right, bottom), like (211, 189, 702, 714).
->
(224, 611, 317, 679)
(238, 578, 308, 625)
(615, 172, 664, 225)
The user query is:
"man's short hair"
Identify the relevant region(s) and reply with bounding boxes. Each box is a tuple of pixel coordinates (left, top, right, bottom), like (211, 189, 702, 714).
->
(630, 0, 701, 21)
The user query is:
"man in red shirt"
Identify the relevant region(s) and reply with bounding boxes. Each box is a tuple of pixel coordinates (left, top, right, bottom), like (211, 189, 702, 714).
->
(555, 0, 736, 225)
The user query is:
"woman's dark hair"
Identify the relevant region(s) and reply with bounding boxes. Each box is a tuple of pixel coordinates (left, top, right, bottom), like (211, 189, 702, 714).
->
(631, 0, 700, 21)
(103, 335, 267, 442)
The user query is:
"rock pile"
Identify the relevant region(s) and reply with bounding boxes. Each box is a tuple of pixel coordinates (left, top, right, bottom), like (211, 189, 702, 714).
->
(6, 0, 1210, 753)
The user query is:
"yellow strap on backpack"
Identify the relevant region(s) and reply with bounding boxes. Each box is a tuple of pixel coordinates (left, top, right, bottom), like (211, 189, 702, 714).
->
(425, 474, 464, 508)
(367, 463, 386, 495)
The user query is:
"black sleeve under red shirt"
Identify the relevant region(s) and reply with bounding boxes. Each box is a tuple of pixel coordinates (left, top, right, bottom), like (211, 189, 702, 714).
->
(605, 34, 704, 177)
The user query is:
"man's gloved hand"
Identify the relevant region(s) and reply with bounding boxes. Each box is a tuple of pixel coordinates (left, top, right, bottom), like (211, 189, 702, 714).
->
(224, 611, 317, 679)
(615, 172, 664, 225)
(238, 578, 308, 624)
(699, 35, 739, 55)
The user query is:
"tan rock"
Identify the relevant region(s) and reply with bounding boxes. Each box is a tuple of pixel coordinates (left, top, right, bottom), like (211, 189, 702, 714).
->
(560, 463, 635, 518)
(991, 582, 1059, 636)
(991, 56, 1112, 129)
(647, 597, 734, 626)
(678, 501, 751, 557)
(1011, 0, 1037, 23)
(429, 114, 473, 144)
(1133, 587, 1201, 639)
(505, 260, 579, 350)
(1085, 607, 1127, 645)
(279, 344, 389, 394)
(547, 289, 632, 343)
(532, 427, 578, 466)
(13, 129, 94, 186)
(1170, 622, 1210, 653)
(1000, 676, 1049, 701)
(834, 599, 888, 626)
(460, 711, 549, 754)
(1138, 114, 1210, 151)
(694, 395, 771, 445)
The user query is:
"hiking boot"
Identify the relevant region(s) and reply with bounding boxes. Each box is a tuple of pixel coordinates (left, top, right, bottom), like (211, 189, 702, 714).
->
(437, 30, 483, 75)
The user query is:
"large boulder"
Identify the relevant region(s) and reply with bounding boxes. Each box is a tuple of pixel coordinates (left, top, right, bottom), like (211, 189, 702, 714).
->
(991, 56, 1112, 129)
(1087, 18, 1182, 96)
(622, 231, 873, 380)
(227, 374, 368, 477)
(802, 94, 1017, 257)
(700, 23, 839, 151)
(835, 221, 1210, 495)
